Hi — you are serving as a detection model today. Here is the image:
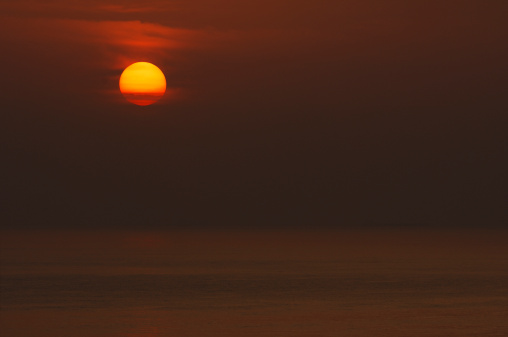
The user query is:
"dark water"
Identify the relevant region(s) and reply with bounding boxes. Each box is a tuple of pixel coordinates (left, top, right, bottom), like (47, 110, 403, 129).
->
(1, 230, 508, 336)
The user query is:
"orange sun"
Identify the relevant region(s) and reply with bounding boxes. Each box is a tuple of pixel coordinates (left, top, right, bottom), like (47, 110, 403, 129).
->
(119, 62, 166, 106)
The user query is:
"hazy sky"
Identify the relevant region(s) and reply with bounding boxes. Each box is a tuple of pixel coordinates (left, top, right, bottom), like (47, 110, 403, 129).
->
(1, 0, 507, 229)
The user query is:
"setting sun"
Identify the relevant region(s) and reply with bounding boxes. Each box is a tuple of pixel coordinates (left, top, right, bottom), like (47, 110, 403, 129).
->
(119, 62, 166, 106)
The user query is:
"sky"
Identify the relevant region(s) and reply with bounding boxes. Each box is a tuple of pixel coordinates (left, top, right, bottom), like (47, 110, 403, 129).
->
(1, 0, 507, 230)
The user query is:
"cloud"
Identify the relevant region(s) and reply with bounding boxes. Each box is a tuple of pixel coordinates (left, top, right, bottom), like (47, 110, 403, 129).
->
(0, 13, 323, 102)
(0, 16, 218, 104)
(2, 17, 201, 65)
(0, 0, 177, 18)
(3, 0, 505, 108)
(95, 3, 172, 14)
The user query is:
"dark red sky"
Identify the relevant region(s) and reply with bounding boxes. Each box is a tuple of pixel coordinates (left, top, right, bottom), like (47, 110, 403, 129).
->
(1, 0, 507, 229)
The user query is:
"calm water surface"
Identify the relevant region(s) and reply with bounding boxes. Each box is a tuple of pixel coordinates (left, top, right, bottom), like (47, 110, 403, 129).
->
(1, 229, 507, 336)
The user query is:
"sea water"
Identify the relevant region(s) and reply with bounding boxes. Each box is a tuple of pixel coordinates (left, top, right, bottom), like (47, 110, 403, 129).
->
(1, 229, 507, 336)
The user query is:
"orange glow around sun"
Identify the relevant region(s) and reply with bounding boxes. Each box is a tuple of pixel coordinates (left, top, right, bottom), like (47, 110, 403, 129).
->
(119, 62, 166, 106)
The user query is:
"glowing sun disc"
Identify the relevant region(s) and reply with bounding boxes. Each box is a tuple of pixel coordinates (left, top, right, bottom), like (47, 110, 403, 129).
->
(119, 62, 166, 106)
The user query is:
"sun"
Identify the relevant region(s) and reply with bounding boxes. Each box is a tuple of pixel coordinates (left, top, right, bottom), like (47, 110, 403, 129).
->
(119, 62, 166, 106)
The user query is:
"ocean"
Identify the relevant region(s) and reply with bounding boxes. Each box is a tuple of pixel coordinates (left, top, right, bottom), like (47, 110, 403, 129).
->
(1, 229, 507, 336)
